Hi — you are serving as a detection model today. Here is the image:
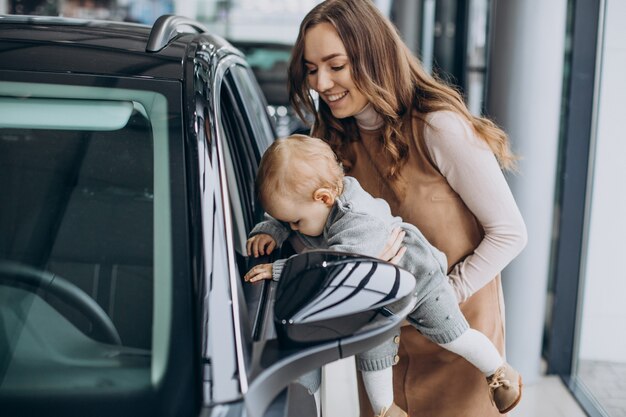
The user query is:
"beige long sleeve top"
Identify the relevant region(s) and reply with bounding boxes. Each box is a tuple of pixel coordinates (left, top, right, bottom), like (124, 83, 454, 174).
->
(356, 107, 527, 302)
(420, 111, 527, 301)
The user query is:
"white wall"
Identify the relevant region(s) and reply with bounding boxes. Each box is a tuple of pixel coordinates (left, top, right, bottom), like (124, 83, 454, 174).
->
(578, 0, 626, 364)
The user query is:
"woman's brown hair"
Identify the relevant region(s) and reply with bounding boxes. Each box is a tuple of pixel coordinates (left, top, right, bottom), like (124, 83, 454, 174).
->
(288, 0, 516, 176)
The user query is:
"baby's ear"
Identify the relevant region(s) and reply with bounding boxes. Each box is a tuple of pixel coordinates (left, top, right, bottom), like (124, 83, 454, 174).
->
(313, 188, 335, 207)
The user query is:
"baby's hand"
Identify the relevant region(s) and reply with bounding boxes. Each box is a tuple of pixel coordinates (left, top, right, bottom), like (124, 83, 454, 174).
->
(246, 234, 277, 257)
(244, 263, 273, 283)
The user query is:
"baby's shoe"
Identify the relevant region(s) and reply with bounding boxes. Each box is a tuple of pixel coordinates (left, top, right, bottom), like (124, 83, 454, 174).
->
(486, 362, 523, 414)
(375, 402, 408, 417)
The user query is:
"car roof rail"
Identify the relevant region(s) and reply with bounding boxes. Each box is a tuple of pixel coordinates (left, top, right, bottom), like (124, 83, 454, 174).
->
(146, 14, 208, 52)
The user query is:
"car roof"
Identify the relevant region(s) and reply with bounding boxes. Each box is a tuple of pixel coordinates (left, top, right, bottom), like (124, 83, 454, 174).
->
(0, 15, 238, 80)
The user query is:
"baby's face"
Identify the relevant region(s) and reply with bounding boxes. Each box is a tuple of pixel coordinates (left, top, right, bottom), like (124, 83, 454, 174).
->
(267, 194, 332, 237)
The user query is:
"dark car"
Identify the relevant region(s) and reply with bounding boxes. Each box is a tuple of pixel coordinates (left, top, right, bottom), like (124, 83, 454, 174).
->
(0, 14, 417, 417)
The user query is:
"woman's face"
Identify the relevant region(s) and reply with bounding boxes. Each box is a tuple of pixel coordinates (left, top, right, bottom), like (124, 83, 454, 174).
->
(303, 22, 369, 119)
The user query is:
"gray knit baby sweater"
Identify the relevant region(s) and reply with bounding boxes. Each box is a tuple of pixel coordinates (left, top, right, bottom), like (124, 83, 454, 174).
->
(250, 176, 449, 299)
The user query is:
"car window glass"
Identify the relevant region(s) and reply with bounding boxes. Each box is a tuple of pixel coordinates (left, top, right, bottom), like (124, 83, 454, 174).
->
(228, 65, 275, 152)
(220, 89, 255, 255)
(219, 68, 259, 323)
(219, 66, 273, 251)
(0, 81, 173, 394)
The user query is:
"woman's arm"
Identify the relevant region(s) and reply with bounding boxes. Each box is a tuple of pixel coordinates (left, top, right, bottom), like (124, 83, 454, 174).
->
(424, 111, 528, 302)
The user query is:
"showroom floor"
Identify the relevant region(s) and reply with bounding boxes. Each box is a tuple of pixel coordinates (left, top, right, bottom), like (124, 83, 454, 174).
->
(321, 358, 589, 417)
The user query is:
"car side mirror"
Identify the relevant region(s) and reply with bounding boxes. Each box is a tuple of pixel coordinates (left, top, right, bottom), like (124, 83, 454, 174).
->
(246, 251, 417, 417)
(274, 251, 417, 346)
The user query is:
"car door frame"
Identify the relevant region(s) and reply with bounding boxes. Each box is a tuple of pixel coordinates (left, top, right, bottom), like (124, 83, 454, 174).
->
(185, 36, 265, 409)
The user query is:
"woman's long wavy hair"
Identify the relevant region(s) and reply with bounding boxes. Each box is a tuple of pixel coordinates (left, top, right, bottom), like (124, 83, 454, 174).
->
(288, 0, 516, 177)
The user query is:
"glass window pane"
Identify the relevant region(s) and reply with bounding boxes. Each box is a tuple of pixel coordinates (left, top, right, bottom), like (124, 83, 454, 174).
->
(574, 2, 626, 415)
(0, 81, 171, 395)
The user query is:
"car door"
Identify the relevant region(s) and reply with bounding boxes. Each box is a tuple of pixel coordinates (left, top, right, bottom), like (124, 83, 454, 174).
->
(189, 40, 319, 417)
(188, 39, 282, 413)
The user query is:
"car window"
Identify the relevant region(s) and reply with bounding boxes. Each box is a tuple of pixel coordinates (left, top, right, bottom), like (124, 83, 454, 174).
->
(0, 80, 173, 394)
(231, 42, 292, 107)
(231, 41, 313, 137)
(220, 93, 256, 254)
(219, 65, 274, 254)
(228, 65, 275, 152)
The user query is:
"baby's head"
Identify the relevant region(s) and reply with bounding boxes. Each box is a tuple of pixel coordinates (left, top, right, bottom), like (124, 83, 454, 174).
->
(257, 134, 344, 236)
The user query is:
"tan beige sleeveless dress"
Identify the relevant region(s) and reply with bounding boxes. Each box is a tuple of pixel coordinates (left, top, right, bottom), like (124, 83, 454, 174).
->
(345, 119, 506, 417)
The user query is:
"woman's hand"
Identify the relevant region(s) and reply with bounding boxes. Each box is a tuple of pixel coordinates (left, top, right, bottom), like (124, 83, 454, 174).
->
(246, 234, 277, 258)
(378, 227, 407, 265)
(244, 263, 274, 283)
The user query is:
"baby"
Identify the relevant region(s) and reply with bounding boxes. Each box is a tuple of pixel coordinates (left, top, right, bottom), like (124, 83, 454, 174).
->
(245, 134, 522, 417)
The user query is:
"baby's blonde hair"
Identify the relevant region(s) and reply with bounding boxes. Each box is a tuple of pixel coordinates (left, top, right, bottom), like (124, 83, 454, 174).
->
(257, 134, 344, 209)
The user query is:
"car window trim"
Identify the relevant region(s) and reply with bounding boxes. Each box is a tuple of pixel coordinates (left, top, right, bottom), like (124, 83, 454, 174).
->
(211, 54, 251, 395)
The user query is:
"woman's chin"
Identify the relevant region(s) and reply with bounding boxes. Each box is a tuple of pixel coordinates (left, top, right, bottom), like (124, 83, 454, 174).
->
(329, 105, 363, 120)
(329, 107, 351, 119)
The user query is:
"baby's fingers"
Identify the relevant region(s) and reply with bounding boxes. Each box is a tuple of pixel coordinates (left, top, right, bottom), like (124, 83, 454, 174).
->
(246, 236, 261, 257)
(246, 238, 254, 256)
(244, 264, 273, 282)
(251, 239, 264, 258)
(257, 237, 276, 256)
(265, 240, 276, 255)
(246, 270, 270, 282)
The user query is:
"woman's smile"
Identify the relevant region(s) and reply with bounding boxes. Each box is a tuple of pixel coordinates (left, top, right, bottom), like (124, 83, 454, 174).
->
(326, 91, 348, 102)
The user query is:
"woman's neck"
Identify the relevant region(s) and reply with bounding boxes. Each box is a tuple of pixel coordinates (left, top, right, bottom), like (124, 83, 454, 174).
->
(354, 102, 384, 130)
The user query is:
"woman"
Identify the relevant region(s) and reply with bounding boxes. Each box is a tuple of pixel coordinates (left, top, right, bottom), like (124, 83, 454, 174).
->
(287, 1, 528, 416)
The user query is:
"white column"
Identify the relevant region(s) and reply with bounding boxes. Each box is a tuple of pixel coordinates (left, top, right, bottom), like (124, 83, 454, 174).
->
(486, 0, 567, 383)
